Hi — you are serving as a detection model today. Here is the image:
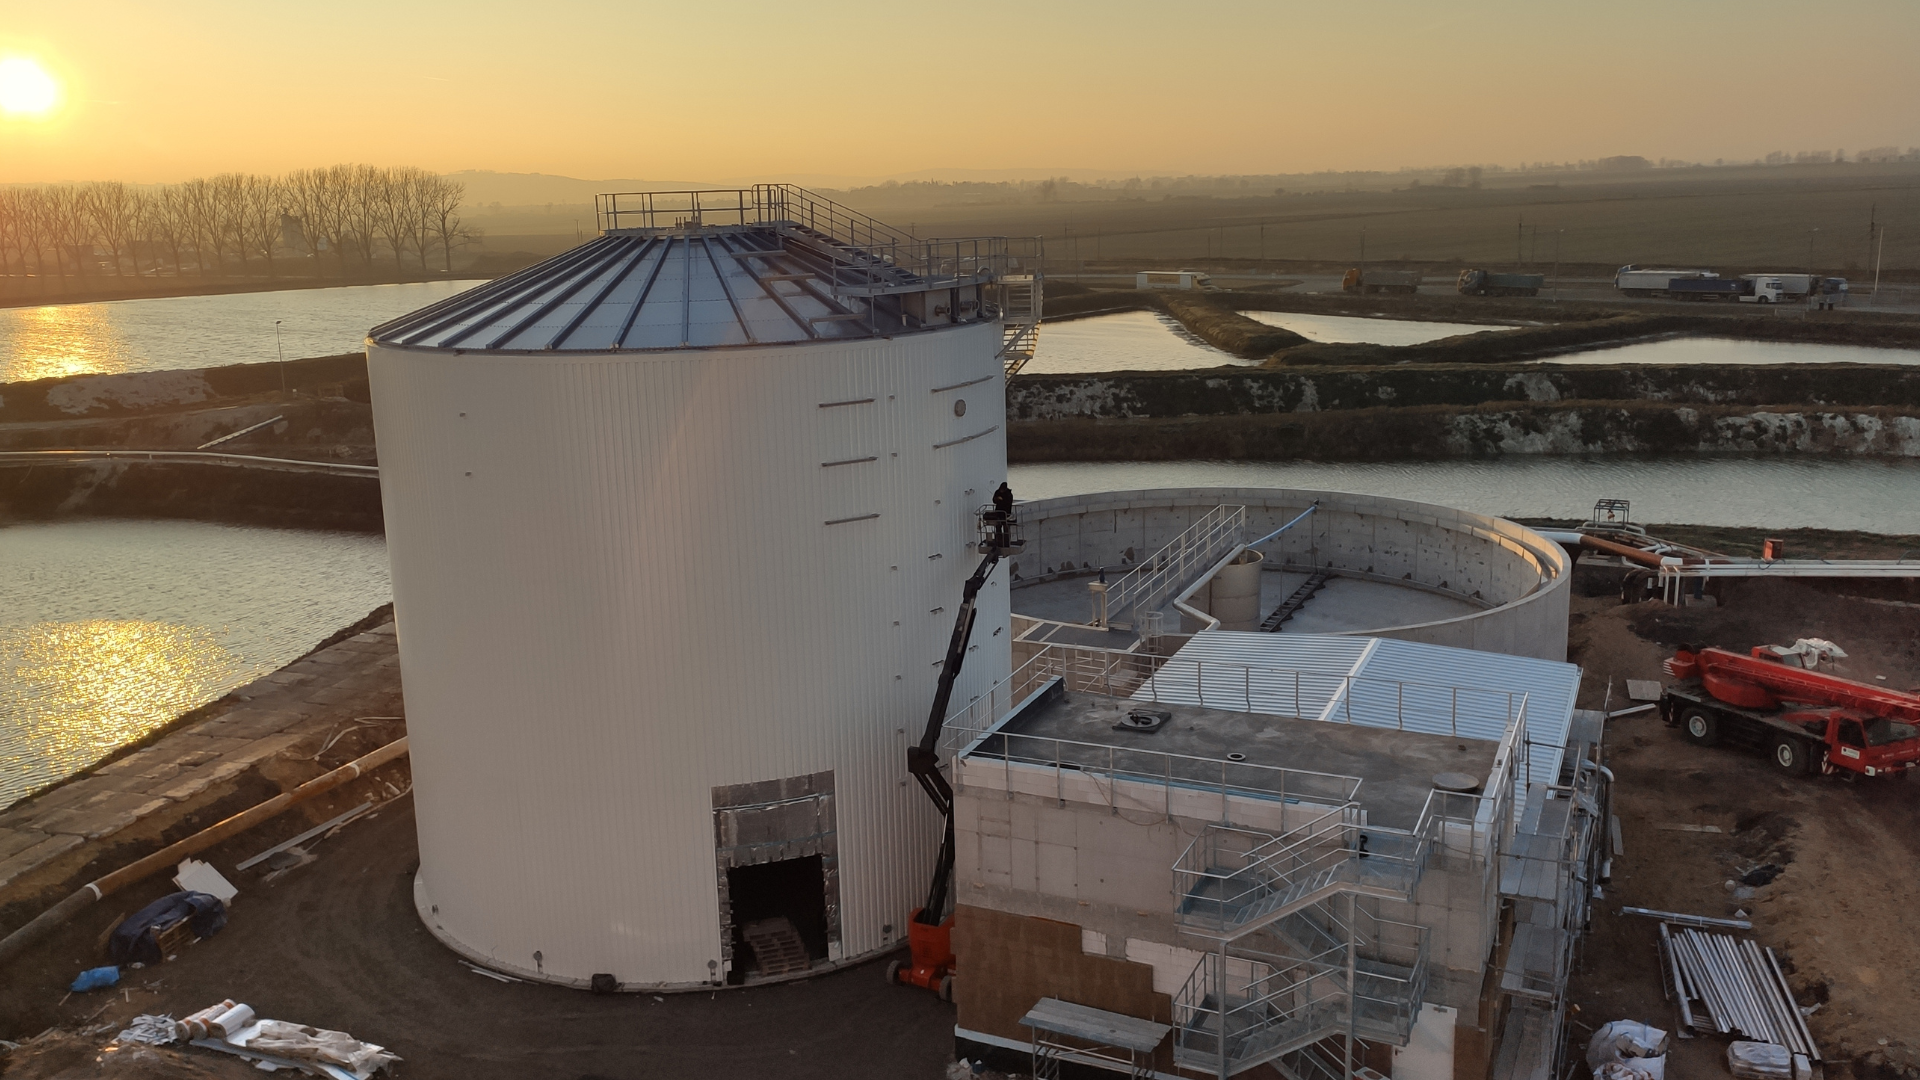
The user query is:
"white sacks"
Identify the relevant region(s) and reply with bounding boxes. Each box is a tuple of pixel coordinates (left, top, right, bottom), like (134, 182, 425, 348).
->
(1587, 1021, 1669, 1080)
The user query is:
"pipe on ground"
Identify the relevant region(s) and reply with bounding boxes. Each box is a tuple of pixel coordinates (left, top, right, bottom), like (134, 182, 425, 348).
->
(0, 737, 409, 969)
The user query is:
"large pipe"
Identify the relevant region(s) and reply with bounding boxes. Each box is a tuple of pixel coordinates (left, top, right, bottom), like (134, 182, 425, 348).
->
(0, 737, 409, 969)
(1578, 533, 1677, 568)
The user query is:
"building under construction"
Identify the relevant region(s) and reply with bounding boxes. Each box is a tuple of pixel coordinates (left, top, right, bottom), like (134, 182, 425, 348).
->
(938, 630, 1610, 1080)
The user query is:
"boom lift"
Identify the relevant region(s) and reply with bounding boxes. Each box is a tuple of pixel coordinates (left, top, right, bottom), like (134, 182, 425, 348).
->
(889, 483, 1023, 1000)
(1662, 645, 1920, 776)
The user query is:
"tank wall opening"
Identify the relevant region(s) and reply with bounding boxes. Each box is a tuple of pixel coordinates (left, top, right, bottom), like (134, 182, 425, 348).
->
(724, 856, 830, 984)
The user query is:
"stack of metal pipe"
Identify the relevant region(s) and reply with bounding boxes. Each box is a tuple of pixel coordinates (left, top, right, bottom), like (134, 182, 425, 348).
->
(1657, 923, 1820, 1061)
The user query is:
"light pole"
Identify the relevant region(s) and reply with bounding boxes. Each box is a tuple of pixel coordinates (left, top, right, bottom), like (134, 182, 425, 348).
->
(275, 320, 287, 396)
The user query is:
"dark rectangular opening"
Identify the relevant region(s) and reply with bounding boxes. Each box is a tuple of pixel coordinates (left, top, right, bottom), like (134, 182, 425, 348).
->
(725, 855, 828, 984)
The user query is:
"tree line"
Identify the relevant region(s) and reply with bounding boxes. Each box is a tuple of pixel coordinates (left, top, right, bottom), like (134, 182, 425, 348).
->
(0, 166, 474, 281)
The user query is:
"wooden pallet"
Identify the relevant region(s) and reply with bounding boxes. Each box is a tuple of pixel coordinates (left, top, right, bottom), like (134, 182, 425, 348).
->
(741, 917, 811, 977)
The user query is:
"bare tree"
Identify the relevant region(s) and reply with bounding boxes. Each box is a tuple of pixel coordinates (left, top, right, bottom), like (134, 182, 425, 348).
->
(151, 186, 194, 276)
(424, 175, 470, 273)
(210, 174, 248, 275)
(284, 168, 331, 274)
(86, 182, 140, 276)
(238, 173, 287, 277)
(182, 178, 223, 277)
(342, 164, 384, 269)
(46, 186, 91, 278)
(0, 189, 22, 276)
(374, 166, 419, 271)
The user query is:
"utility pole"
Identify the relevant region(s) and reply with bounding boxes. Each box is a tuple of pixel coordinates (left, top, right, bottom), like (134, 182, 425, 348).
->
(1872, 226, 1886, 304)
(275, 320, 287, 396)
(1867, 203, 1876, 274)
(1553, 230, 1563, 303)
(1517, 216, 1524, 266)
(1808, 228, 1819, 272)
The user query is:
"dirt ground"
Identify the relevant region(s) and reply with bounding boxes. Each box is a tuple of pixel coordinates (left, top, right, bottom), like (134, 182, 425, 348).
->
(0, 775, 955, 1080)
(1565, 576, 1920, 1079)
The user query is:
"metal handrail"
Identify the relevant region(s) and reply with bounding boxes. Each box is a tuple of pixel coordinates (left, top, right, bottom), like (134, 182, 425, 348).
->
(1099, 504, 1247, 628)
(943, 641, 1532, 751)
(594, 185, 1045, 296)
(0, 449, 378, 477)
(968, 728, 1364, 810)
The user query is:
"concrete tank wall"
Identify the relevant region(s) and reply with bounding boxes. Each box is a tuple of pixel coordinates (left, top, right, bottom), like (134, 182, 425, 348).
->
(1010, 488, 1570, 662)
(368, 320, 1012, 989)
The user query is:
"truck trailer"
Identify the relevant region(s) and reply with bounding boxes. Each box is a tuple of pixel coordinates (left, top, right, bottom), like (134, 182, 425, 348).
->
(1342, 268, 1420, 294)
(1456, 269, 1544, 297)
(1613, 267, 1783, 302)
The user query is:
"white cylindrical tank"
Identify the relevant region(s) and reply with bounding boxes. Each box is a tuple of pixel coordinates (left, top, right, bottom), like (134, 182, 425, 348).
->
(367, 227, 1015, 988)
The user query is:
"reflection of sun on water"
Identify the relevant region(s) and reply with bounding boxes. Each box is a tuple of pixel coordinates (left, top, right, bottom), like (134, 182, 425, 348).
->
(1, 305, 133, 383)
(0, 620, 241, 806)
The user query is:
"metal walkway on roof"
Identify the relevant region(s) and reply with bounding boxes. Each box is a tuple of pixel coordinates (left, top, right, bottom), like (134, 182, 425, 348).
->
(369, 185, 1044, 368)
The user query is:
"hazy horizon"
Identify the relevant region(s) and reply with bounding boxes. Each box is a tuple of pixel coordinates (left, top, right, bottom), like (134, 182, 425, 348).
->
(5, 1, 1918, 185)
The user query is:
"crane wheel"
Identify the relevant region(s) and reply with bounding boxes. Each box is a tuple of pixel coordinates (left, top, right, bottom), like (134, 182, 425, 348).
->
(886, 960, 903, 986)
(1681, 709, 1720, 747)
(1771, 737, 1810, 775)
(938, 974, 955, 1002)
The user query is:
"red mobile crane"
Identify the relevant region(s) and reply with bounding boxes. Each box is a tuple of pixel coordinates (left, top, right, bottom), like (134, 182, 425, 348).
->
(888, 483, 1022, 1000)
(1661, 646, 1920, 776)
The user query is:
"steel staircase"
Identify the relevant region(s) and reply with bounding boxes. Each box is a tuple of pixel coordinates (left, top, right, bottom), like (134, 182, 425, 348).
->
(1170, 805, 1434, 1077)
(998, 274, 1043, 375)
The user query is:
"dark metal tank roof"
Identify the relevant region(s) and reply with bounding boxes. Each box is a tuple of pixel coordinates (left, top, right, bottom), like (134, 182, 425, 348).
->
(370, 185, 1042, 357)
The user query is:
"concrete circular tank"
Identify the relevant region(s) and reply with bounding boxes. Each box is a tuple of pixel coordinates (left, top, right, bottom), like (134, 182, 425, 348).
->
(366, 195, 1022, 989)
(1007, 488, 1570, 661)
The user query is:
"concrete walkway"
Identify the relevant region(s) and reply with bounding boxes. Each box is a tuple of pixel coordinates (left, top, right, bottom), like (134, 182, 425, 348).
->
(0, 622, 401, 895)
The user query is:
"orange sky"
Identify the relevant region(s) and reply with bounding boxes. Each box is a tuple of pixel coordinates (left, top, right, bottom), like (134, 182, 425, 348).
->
(3, 0, 1918, 184)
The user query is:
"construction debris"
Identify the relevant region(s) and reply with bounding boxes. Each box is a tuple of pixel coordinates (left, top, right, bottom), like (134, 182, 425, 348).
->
(1586, 1020, 1669, 1080)
(1728, 1040, 1811, 1080)
(1657, 925, 1820, 1060)
(1621, 907, 1752, 930)
(113, 1014, 180, 1046)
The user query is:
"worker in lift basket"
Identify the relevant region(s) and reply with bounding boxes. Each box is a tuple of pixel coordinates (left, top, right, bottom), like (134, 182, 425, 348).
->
(992, 482, 1013, 518)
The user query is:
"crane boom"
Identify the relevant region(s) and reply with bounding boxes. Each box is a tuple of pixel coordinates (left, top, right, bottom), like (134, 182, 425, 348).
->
(1667, 646, 1920, 722)
(906, 483, 1021, 928)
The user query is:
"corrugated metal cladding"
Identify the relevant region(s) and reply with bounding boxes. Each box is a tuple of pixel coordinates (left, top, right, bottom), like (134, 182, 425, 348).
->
(368, 317, 1011, 989)
(1141, 631, 1575, 790)
(369, 229, 924, 352)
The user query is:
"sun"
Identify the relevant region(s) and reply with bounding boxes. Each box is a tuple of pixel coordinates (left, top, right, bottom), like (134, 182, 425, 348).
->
(0, 56, 60, 118)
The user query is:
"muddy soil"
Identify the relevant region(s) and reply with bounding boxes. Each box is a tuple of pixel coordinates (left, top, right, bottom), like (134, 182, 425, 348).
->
(1566, 578, 1920, 1077)
(0, 787, 953, 1079)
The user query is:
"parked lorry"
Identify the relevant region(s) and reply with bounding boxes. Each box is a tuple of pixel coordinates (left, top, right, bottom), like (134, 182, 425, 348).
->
(1615, 267, 1714, 296)
(1456, 269, 1544, 297)
(1342, 268, 1420, 294)
(1614, 267, 1784, 302)
(1660, 644, 1920, 776)
(1814, 277, 1849, 309)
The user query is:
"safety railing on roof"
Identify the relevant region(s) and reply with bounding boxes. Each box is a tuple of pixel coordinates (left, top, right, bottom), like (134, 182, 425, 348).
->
(1094, 504, 1247, 629)
(963, 723, 1364, 816)
(941, 642, 1535, 753)
(594, 185, 1045, 298)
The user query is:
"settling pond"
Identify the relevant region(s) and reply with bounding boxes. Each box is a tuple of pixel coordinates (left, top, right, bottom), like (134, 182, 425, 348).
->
(0, 280, 480, 383)
(1542, 337, 1920, 366)
(0, 520, 390, 809)
(1010, 457, 1920, 535)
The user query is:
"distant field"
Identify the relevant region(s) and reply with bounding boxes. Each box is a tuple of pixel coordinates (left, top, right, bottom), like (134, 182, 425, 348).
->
(462, 162, 1920, 275)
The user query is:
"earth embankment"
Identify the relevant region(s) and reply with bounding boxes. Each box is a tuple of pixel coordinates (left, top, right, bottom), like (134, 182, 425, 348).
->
(1010, 402, 1920, 462)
